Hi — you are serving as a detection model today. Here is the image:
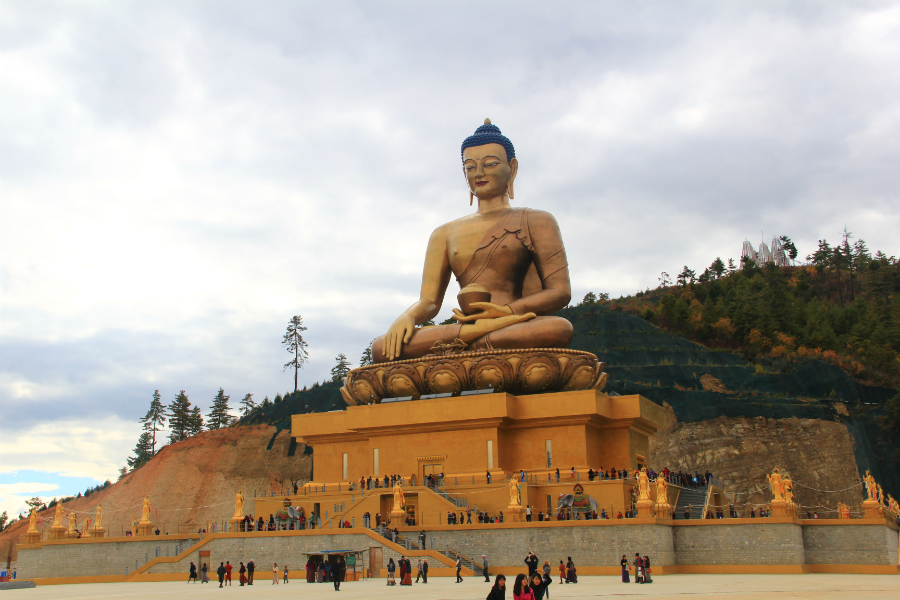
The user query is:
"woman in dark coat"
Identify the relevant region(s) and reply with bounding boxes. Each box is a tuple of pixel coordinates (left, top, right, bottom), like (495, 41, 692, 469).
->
(643, 556, 653, 583)
(565, 557, 576, 583)
(620, 555, 629, 583)
(486, 574, 506, 600)
(188, 562, 198, 583)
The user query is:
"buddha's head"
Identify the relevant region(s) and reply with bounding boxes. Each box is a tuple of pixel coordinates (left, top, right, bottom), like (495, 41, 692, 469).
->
(461, 119, 518, 202)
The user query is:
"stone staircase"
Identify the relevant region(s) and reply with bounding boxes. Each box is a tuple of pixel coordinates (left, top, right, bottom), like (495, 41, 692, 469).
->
(674, 485, 709, 519)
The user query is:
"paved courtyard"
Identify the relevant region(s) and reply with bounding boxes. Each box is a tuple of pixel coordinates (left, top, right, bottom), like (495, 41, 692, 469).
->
(2, 574, 899, 599)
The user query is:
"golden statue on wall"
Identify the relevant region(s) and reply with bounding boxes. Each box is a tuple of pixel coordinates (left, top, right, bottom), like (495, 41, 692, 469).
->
(52, 502, 63, 527)
(234, 490, 245, 519)
(94, 504, 103, 530)
(638, 467, 651, 500)
(782, 474, 794, 504)
(655, 474, 669, 504)
(27, 508, 38, 533)
(509, 475, 521, 507)
(392, 482, 406, 513)
(766, 468, 784, 502)
(66, 511, 76, 536)
(140, 495, 152, 523)
(864, 470, 877, 501)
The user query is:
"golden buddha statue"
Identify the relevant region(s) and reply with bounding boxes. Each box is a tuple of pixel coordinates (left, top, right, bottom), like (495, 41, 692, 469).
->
(373, 119, 573, 361)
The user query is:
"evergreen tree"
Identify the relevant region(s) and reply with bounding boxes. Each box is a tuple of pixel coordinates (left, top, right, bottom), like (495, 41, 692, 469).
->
(239, 393, 256, 416)
(167, 391, 192, 443)
(261, 395, 272, 407)
(207, 388, 232, 430)
(581, 292, 597, 305)
(727, 258, 737, 273)
(331, 353, 352, 382)
(188, 405, 204, 435)
(359, 340, 374, 367)
(139, 390, 167, 455)
(0, 511, 8, 531)
(676, 266, 696, 286)
(658, 272, 672, 288)
(282, 315, 309, 394)
(710, 257, 726, 279)
(778, 236, 798, 263)
(274, 393, 283, 404)
(25, 497, 45, 512)
(118, 466, 129, 480)
(127, 431, 154, 469)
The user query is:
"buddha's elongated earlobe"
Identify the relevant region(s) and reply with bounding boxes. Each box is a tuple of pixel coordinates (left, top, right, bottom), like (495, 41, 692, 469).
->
(470, 191, 474, 206)
(507, 181, 514, 200)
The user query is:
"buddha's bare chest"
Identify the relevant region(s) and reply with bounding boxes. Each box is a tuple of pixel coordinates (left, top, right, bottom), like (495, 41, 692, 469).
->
(446, 217, 501, 273)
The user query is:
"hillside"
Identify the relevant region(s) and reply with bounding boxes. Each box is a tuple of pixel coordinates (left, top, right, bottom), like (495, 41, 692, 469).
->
(1, 424, 311, 563)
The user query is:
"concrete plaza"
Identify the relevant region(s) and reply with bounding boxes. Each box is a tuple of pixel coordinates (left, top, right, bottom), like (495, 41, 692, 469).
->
(3, 574, 899, 599)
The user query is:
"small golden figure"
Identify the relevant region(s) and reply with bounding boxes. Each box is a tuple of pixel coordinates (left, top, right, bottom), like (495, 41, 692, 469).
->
(509, 475, 521, 507)
(234, 490, 245, 519)
(655, 475, 669, 505)
(94, 504, 103, 530)
(766, 468, 784, 502)
(864, 470, 877, 501)
(52, 501, 63, 527)
(782, 474, 794, 504)
(27, 508, 38, 533)
(140, 495, 152, 523)
(392, 482, 406, 513)
(638, 467, 651, 501)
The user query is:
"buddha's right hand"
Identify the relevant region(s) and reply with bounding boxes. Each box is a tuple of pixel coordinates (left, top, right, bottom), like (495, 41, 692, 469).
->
(383, 314, 416, 361)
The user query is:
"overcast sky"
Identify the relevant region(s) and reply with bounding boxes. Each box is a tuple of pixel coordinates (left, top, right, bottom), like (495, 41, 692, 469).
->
(1, 1, 898, 518)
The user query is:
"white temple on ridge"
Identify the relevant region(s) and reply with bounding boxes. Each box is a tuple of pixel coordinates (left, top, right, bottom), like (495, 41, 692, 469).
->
(742, 237, 789, 266)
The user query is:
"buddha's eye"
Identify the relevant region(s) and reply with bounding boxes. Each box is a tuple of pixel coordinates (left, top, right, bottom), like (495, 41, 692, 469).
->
(465, 165, 475, 171)
(485, 161, 500, 168)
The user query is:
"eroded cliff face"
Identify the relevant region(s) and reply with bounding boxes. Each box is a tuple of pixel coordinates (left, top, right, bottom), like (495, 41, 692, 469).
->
(648, 402, 864, 515)
(1, 425, 311, 561)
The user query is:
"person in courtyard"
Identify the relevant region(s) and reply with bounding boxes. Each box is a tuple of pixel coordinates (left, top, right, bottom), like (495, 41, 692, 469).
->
(201, 562, 209, 583)
(272, 562, 279, 584)
(422, 559, 429, 583)
(239, 562, 246, 586)
(558, 560, 565, 583)
(542, 570, 552, 598)
(188, 562, 197, 583)
(224, 561, 233, 586)
(620, 555, 629, 583)
(401, 556, 412, 585)
(513, 573, 534, 600)
(524, 551, 538, 576)
(530, 572, 548, 600)
(483, 554, 490, 581)
(634, 554, 643, 584)
(216, 562, 225, 587)
(486, 574, 506, 600)
(456, 555, 463, 582)
(386, 557, 396, 585)
(247, 559, 255, 585)
(283, 563, 289, 583)
(416, 558, 424, 583)
(333, 556, 345, 591)
(643, 556, 653, 583)
(565, 557, 576, 583)
(399, 555, 407, 584)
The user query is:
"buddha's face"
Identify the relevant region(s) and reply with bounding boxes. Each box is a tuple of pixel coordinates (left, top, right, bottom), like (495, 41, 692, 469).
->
(463, 143, 518, 200)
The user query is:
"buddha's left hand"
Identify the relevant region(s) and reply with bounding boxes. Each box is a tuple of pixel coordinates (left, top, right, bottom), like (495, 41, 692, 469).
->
(452, 302, 513, 322)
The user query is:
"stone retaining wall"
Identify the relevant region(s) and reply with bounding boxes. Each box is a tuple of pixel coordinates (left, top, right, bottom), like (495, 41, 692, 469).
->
(673, 522, 805, 565)
(802, 521, 899, 566)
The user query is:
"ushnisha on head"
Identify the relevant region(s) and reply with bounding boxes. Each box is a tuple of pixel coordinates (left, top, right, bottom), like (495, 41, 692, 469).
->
(461, 118, 518, 204)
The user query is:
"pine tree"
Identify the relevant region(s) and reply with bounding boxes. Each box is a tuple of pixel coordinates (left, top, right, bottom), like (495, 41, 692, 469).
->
(710, 257, 726, 279)
(331, 353, 352, 382)
(207, 388, 232, 430)
(274, 393, 283, 404)
(581, 292, 597, 305)
(127, 431, 154, 469)
(359, 340, 374, 367)
(676, 266, 696, 286)
(118, 466, 129, 480)
(167, 391, 192, 443)
(727, 258, 737, 273)
(779, 236, 798, 264)
(261, 395, 272, 407)
(239, 393, 256, 416)
(282, 315, 309, 394)
(188, 405, 204, 436)
(140, 390, 167, 455)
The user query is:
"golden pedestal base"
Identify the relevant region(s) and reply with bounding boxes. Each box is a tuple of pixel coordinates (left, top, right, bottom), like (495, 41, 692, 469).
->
(136, 521, 154, 537)
(636, 499, 654, 518)
(861, 500, 884, 519)
(24, 531, 40, 544)
(768, 500, 797, 518)
(48, 525, 67, 540)
(89, 527, 106, 538)
(341, 348, 606, 405)
(389, 509, 408, 526)
(655, 503, 673, 519)
(507, 505, 525, 522)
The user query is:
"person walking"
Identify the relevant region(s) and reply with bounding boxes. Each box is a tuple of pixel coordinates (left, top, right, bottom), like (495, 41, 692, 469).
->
(557, 560, 565, 584)
(224, 561, 233, 586)
(334, 556, 345, 591)
(247, 560, 255, 585)
(188, 562, 198, 583)
(386, 557, 396, 585)
(415, 558, 424, 583)
(283, 564, 289, 583)
(455, 555, 463, 582)
(634, 554, 643, 584)
(422, 559, 428, 584)
(216, 562, 226, 588)
(620, 555, 630, 583)
(201, 563, 210, 583)
(272, 562, 279, 585)
(487, 574, 506, 600)
(482, 554, 490, 581)
(239, 562, 247, 586)
(565, 557, 577, 583)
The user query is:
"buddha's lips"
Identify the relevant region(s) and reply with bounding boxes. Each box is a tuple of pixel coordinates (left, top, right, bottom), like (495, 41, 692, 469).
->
(476, 181, 488, 186)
